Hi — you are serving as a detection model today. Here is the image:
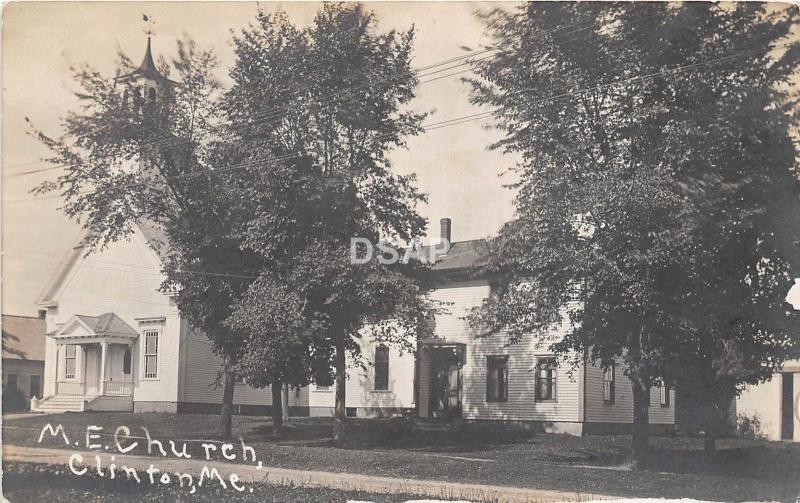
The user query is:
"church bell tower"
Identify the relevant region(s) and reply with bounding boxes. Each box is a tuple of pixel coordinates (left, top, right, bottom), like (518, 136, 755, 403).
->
(117, 36, 179, 187)
(118, 36, 177, 113)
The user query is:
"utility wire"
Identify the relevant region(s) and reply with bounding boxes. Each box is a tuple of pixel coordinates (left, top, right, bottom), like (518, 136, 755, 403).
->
(4, 39, 792, 204)
(2, 12, 609, 177)
(231, 12, 603, 127)
(104, 14, 604, 156)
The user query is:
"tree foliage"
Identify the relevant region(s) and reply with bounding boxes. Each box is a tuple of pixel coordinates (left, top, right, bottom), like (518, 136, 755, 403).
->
(222, 4, 433, 441)
(31, 36, 261, 437)
(468, 2, 799, 458)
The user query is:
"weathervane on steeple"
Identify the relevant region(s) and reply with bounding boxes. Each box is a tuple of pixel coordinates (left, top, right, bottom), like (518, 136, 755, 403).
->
(117, 14, 177, 87)
(142, 13, 156, 38)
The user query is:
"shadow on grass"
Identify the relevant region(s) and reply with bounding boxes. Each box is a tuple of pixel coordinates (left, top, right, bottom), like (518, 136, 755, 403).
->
(256, 417, 627, 466)
(254, 417, 544, 451)
(643, 442, 800, 482)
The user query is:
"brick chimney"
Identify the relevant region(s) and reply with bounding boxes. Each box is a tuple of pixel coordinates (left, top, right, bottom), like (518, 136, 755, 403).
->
(440, 218, 452, 243)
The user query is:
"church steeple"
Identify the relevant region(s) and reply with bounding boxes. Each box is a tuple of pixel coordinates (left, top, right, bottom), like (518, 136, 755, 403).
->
(117, 35, 179, 119)
(118, 36, 177, 88)
(120, 36, 173, 85)
(138, 36, 158, 76)
(115, 33, 178, 192)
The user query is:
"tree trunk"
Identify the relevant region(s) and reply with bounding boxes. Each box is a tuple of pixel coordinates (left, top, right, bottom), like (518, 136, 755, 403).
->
(281, 383, 290, 424)
(220, 363, 236, 439)
(704, 395, 722, 453)
(271, 381, 283, 440)
(631, 374, 651, 467)
(333, 339, 347, 445)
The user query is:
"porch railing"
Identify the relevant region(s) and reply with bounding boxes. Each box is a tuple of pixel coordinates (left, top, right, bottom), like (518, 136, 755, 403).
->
(102, 380, 133, 396)
(56, 381, 85, 396)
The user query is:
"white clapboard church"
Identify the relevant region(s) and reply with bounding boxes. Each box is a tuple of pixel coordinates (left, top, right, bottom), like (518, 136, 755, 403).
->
(33, 37, 415, 417)
(33, 39, 676, 436)
(34, 216, 414, 416)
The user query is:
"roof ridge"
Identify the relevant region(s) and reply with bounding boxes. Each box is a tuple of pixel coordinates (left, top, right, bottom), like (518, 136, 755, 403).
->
(2, 314, 46, 320)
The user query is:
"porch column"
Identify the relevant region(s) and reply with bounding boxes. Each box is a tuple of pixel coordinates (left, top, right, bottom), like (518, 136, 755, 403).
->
(55, 343, 63, 394)
(100, 341, 108, 395)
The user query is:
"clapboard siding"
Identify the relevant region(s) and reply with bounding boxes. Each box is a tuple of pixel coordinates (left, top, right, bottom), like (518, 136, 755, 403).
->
(288, 336, 417, 412)
(585, 360, 675, 424)
(43, 230, 180, 403)
(180, 327, 416, 411)
(180, 328, 304, 407)
(429, 280, 581, 422)
(345, 336, 416, 410)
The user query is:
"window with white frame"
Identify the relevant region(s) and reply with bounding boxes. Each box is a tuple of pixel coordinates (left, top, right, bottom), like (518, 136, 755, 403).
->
(64, 345, 77, 379)
(143, 330, 159, 379)
(603, 362, 615, 403)
(660, 384, 670, 407)
(535, 357, 557, 402)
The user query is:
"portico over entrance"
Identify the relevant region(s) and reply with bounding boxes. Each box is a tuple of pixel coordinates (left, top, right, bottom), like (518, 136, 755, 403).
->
(49, 313, 137, 397)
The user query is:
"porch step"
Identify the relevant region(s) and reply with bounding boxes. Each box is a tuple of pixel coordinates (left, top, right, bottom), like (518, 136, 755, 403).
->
(32, 395, 86, 413)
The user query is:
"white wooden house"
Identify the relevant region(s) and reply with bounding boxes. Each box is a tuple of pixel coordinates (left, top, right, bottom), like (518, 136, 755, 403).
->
(414, 219, 675, 435)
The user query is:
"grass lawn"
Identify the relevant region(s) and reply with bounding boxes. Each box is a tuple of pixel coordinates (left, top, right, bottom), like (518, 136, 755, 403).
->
(1, 462, 439, 502)
(4, 412, 800, 502)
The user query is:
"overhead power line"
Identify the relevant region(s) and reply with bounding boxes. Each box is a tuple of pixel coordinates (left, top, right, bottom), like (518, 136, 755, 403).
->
(4, 38, 793, 204)
(2, 12, 610, 178)
(97, 14, 607, 157)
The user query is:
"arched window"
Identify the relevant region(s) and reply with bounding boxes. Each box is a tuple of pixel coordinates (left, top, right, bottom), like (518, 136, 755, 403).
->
(148, 87, 157, 103)
(123, 348, 132, 375)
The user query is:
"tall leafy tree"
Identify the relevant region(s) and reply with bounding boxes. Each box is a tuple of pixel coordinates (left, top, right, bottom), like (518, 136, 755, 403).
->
(640, 3, 800, 450)
(224, 4, 432, 442)
(31, 36, 258, 438)
(468, 2, 799, 462)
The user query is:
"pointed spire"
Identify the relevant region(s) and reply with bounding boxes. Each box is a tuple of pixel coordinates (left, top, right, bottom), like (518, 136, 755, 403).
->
(117, 35, 178, 87)
(137, 36, 158, 74)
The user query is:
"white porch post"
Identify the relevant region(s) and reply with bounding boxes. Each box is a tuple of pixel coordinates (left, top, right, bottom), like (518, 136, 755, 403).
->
(100, 341, 108, 395)
(55, 343, 63, 394)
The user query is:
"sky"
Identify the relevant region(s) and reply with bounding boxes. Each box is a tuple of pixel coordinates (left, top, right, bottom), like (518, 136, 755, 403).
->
(2, 2, 798, 317)
(2, 2, 519, 316)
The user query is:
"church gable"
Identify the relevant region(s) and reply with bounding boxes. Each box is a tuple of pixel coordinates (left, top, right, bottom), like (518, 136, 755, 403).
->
(39, 225, 169, 311)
